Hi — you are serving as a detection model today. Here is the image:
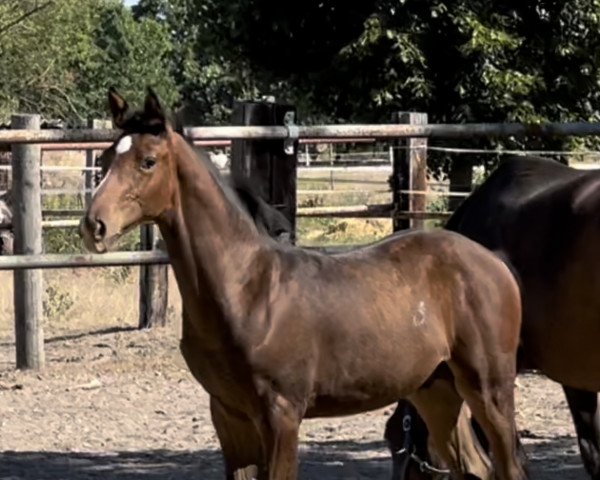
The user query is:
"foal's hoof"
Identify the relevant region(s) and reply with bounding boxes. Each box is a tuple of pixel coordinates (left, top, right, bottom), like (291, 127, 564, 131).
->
(233, 465, 258, 480)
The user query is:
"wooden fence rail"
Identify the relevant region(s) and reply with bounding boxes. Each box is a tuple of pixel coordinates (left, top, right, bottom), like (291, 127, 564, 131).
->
(4, 106, 600, 371)
(3, 121, 600, 144)
(0, 245, 358, 271)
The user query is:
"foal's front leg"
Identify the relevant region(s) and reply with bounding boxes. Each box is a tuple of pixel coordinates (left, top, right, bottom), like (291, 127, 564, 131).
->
(210, 396, 265, 479)
(262, 394, 303, 480)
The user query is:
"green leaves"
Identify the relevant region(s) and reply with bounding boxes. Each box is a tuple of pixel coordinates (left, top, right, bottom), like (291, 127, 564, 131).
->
(82, 2, 179, 119)
(2, 0, 600, 160)
(201, 0, 600, 153)
(0, 0, 177, 124)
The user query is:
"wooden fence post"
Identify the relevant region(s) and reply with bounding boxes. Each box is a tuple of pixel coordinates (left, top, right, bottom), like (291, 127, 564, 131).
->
(230, 100, 298, 242)
(448, 156, 473, 212)
(84, 119, 111, 207)
(138, 224, 168, 329)
(12, 114, 44, 370)
(391, 112, 428, 231)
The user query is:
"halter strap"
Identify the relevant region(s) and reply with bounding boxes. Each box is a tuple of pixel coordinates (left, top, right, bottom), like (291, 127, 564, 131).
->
(394, 403, 452, 478)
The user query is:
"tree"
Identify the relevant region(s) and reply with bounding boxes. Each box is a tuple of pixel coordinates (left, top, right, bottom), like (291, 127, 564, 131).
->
(79, 1, 179, 119)
(0, 0, 96, 122)
(199, 0, 600, 141)
(0, 0, 178, 124)
(134, 0, 282, 124)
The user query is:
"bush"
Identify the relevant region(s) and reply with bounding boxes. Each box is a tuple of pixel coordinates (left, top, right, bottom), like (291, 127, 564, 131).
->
(43, 284, 74, 321)
(102, 266, 133, 285)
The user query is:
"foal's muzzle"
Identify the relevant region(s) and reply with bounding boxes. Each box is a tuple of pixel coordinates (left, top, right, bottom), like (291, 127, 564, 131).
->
(85, 215, 106, 241)
(80, 214, 108, 253)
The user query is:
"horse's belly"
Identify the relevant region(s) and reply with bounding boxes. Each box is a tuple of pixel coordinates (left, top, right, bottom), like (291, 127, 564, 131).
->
(519, 254, 600, 391)
(305, 395, 398, 418)
(306, 333, 446, 419)
(523, 307, 600, 391)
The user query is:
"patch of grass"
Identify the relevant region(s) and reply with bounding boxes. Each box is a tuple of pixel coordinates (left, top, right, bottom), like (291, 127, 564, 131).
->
(424, 194, 450, 230)
(297, 218, 392, 247)
(102, 266, 133, 285)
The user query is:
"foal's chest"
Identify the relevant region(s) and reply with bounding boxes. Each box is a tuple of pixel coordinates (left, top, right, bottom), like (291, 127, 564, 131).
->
(179, 335, 261, 413)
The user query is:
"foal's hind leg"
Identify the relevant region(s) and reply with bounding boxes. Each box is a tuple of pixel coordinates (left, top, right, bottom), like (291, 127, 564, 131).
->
(449, 355, 527, 480)
(409, 367, 493, 480)
(210, 396, 265, 479)
(563, 385, 600, 479)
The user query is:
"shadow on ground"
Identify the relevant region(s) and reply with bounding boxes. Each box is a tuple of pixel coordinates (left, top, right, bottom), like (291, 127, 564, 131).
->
(0, 437, 587, 479)
(0, 326, 137, 348)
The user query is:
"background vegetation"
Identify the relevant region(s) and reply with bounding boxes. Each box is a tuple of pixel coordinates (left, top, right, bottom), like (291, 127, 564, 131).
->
(2, 0, 599, 138)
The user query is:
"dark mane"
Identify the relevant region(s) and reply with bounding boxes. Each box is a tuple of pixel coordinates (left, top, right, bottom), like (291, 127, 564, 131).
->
(172, 110, 294, 242)
(117, 109, 171, 137)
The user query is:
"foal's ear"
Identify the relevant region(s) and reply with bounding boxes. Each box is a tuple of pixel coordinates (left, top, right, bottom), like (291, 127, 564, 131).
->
(143, 87, 166, 128)
(171, 106, 185, 135)
(108, 87, 129, 128)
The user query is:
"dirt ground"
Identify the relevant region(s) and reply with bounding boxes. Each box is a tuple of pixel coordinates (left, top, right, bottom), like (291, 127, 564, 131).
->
(0, 267, 590, 480)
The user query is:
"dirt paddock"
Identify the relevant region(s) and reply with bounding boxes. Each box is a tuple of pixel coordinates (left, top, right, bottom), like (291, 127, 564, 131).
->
(0, 269, 590, 479)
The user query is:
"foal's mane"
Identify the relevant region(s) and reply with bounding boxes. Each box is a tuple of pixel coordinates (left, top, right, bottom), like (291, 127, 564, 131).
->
(173, 129, 258, 222)
(170, 111, 281, 232)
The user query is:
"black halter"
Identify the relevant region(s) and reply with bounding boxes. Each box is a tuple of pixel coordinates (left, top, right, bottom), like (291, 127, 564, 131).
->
(393, 403, 451, 478)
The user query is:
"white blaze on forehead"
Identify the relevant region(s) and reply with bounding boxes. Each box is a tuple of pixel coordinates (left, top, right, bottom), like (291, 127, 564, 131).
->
(115, 135, 132, 155)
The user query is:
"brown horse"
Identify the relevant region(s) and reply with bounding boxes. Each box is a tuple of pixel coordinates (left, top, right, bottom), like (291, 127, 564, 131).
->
(386, 155, 600, 479)
(80, 87, 526, 480)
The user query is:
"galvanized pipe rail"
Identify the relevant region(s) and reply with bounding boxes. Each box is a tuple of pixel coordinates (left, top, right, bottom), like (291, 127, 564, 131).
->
(3, 121, 600, 144)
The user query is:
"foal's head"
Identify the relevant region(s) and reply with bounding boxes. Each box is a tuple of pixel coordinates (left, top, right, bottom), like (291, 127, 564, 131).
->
(81, 87, 179, 253)
(92, 90, 295, 246)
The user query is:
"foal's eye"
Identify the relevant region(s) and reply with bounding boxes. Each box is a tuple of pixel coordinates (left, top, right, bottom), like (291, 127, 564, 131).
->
(140, 156, 157, 171)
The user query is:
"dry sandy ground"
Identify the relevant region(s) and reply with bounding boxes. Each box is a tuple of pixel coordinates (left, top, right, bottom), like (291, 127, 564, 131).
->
(0, 319, 589, 479)
(0, 146, 584, 479)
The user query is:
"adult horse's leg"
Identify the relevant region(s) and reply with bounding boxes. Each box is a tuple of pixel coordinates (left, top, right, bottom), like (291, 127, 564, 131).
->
(450, 353, 527, 480)
(408, 366, 494, 480)
(210, 397, 265, 479)
(385, 400, 492, 480)
(563, 385, 600, 479)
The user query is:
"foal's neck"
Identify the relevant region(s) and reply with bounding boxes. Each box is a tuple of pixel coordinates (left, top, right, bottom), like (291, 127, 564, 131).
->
(158, 134, 274, 321)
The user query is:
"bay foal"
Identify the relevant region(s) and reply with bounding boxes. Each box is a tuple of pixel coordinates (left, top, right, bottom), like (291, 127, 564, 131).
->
(81, 88, 525, 480)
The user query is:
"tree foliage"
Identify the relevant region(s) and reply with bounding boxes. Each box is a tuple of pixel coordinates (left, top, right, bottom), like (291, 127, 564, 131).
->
(2, 0, 600, 154)
(197, 0, 600, 132)
(0, 0, 177, 124)
(81, 1, 179, 119)
(133, 0, 277, 124)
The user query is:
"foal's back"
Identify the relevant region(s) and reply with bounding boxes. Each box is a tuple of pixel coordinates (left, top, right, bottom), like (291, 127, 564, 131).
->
(256, 229, 520, 417)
